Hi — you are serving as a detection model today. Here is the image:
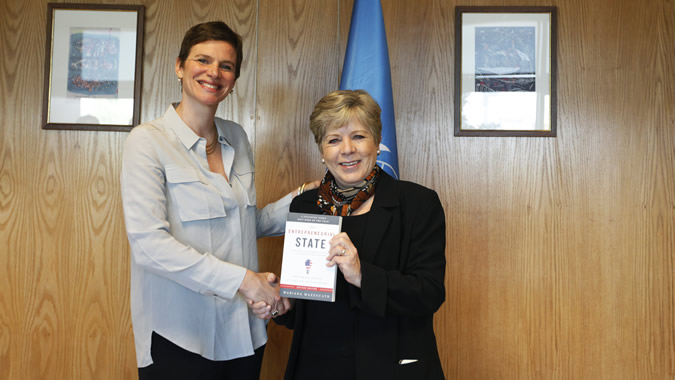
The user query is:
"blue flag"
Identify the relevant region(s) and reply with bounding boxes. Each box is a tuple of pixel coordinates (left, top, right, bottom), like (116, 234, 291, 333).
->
(339, 0, 399, 179)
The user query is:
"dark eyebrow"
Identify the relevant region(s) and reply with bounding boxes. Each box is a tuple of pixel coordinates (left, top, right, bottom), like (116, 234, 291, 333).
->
(192, 54, 235, 66)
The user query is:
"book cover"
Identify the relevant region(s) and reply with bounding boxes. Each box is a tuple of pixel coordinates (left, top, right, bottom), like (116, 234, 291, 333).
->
(279, 212, 342, 302)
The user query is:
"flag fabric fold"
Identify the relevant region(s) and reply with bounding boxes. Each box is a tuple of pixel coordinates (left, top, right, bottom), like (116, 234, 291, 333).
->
(340, 0, 399, 179)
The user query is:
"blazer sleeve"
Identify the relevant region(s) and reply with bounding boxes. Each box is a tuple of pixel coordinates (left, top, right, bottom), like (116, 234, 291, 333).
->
(356, 187, 446, 319)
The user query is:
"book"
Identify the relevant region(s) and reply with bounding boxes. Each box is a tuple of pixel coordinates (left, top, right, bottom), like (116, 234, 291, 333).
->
(279, 212, 342, 302)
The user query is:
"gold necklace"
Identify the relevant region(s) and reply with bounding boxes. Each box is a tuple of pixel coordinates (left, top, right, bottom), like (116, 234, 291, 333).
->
(206, 138, 218, 154)
(205, 122, 219, 154)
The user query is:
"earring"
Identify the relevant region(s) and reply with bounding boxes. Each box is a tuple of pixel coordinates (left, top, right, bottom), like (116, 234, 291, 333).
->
(178, 77, 182, 82)
(321, 158, 325, 164)
(377, 149, 381, 155)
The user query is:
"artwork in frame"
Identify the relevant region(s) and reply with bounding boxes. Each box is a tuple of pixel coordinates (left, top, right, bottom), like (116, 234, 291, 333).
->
(454, 6, 557, 137)
(42, 3, 144, 131)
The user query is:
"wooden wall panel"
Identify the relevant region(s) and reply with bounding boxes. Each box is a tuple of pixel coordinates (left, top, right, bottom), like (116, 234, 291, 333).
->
(254, 1, 339, 378)
(0, 0, 672, 379)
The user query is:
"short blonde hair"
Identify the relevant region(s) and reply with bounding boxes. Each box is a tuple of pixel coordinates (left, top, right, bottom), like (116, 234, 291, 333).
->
(309, 90, 382, 152)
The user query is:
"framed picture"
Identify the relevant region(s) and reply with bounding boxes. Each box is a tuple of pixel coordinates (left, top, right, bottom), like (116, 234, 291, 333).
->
(42, 3, 144, 131)
(454, 6, 557, 137)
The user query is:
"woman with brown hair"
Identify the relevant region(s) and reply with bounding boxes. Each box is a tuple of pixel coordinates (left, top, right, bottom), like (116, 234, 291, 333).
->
(122, 21, 313, 379)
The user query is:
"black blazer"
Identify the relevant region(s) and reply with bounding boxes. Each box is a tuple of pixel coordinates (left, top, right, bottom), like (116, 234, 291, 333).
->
(277, 171, 446, 380)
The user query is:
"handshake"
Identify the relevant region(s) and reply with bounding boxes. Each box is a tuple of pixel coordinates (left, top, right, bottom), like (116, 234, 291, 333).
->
(239, 270, 293, 320)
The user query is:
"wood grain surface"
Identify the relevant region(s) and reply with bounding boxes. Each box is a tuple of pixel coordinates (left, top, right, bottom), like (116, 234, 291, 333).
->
(0, 0, 672, 379)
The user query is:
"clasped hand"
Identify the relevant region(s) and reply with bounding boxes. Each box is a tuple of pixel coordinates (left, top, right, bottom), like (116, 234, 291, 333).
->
(241, 270, 292, 320)
(240, 270, 291, 320)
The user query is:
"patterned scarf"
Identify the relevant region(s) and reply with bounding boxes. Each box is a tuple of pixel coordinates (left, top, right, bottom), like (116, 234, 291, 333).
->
(317, 165, 380, 216)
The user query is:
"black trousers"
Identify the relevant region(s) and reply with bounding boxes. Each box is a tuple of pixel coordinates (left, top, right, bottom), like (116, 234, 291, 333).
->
(138, 332, 266, 380)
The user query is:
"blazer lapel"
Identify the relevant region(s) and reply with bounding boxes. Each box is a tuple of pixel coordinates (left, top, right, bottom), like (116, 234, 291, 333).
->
(292, 171, 400, 264)
(359, 172, 399, 264)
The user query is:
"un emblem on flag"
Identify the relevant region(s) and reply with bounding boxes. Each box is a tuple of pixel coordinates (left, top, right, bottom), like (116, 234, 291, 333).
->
(377, 143, 399, 179)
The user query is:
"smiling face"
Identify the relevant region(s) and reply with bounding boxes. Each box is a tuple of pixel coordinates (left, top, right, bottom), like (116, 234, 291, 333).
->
(321, 117, 380, 189)
(175, 40, 237, 107)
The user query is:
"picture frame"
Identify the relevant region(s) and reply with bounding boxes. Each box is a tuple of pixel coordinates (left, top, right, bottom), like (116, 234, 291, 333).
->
(42, 3, 144, 131)
(454, 6, 557, 137)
